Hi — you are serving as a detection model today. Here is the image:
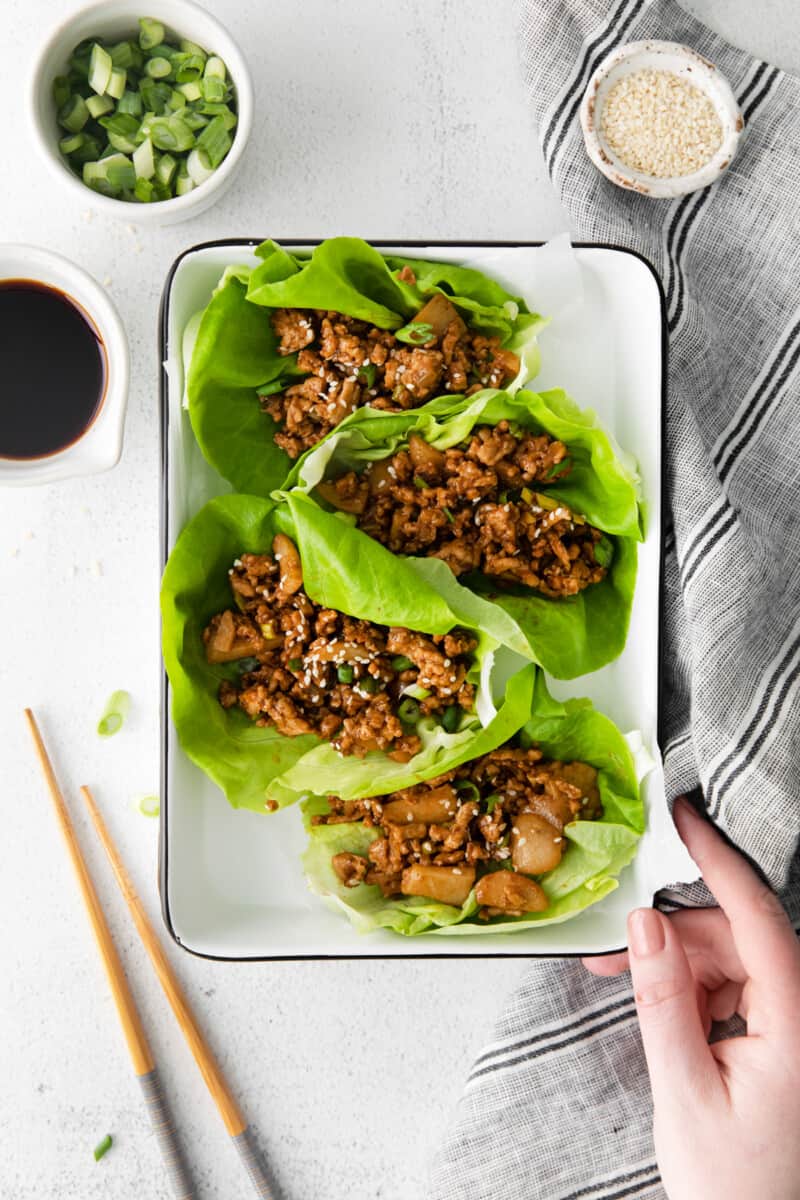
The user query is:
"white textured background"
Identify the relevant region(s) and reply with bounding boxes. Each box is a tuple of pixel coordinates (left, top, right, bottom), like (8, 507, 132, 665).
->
(1, 2, 797, 1198)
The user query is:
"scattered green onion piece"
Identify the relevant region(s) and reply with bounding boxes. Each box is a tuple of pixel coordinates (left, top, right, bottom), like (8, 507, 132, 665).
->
(198, 102, 237, 129)
(288, 657, 303, 672)
(454, 780, 480, 801)
(397, 697, 421, 724)
(176, 54, 205, 83)
(70, 135, 102, 165)
(394, 321, 435, 345)
(201, 75, 226, 103)
(133, 137, 156, 179)
(182, 110, 209, 131)
(138, 794, 160, 817)
(117, 88, 143, 116)
(59, 132, 86, 155)
(85, 93, 113, 119)
(337, 665, 354, 684)
(485, 793, 502, 813)
(257, 379, 285, 398)
(166, 88, 187, 111)
(359, 677, 379, 695)
(107, 67, 127, 99)
(109, 41, 136, 70)
(357, 363, 377, 387)
(134, 177, 154, 201)
(89, 43, 113, 94)
(441, 705, 461, 733)
(186, 147, 213, 184)
(443, 507, 455, 523)
(97, 690, 130, 737)
(155, 152, 177, 185)
(138, 17, 165, 50)
(175, 170, 195, 196)
(413, 476, 429, 491)
(178, 80, 202, 102)
(139, 77, 170, 113)
(145, 55, 172, 79)
(402, 683, 431, 701)
(391, 654, 414, 672)
(93, 1134, 113, 1163)
(204, 55, 226, 80)
(53, 75, 71, 107)
(100, 112, 140, 153)
(196, 114, 231, 167)
(149, 114, 195, 152)
(59, 94, 89, 133)
(180, 38, 207, 59)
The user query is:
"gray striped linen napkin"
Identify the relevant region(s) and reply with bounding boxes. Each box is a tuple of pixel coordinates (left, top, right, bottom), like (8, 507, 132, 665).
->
(428, 2, 800, 1198)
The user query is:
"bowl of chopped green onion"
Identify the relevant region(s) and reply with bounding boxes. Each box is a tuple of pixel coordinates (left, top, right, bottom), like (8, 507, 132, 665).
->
(30, 0, 253, 222)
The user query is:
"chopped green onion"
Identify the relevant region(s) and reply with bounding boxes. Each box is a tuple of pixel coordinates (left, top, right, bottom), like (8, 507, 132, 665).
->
(288, 657, 303, 672)
(485, 793, 502, 813)
(145, 55, 172, 79)
(202, 74, 226, 103)
(454, 780, 480, 801)
(197, 102, 237, 129)
(136, 795, 160, 818)
(166, 87, 187, 110)
(59, 132, 86, 155)
(53, 75, 71, 107)
(181, 110, 209, 131)
(117, 89, 143, 116)
(402, 683, 431, 701)
(441, 705, 461, 733)
(155, 152, 177, 185)
(186, 147, 213, 184)
(58, 94, 89, 133)
(89, 43, 113, 94)
(180, 38, 207, 59)
(397, 697, 421, 724)
(93, 1134, 113, 1163)
(337, 665, 354, 684)
(443, 507, 455, 523)
(100, 112, 140, 153)
(594, 535, 615, 567)
(83, 154, 135, 196)
(107, 67, 127, 99)
(139, 77, 171, 113)
(133, 137, 155, 179)
(85, 93, 113, 119)
(149, 114, 195, 152)
(357, 363, 377, 387)
(178, 80, 202, 102)
(109, 41, 138, 70)
(391, 655, 414, 672)
(138, 17, 165, 50)
(257, 379, 285, 398)
(204, 55, 226, 80)
(70, 135, 102, 165)
(176, 54, 206, 83)
(394, 321, 435, 345)
(97, 690, 130, 737)
(175, 170, 195, 196)
(196, 114, 231, 167)
(358, 677, 379, 695)
(133, 178, 154, 201)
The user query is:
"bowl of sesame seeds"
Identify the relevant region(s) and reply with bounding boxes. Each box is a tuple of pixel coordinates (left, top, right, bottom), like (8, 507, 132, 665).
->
(580, 40, 743, 198)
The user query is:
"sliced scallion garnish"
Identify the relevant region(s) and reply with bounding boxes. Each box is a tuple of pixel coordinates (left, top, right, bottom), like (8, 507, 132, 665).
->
(394, 321, 435, 345)
(441, 705, 461, 733)
(136, 795, 160, 818)
(93, 1134, 113, 1163)
(97, 690, 130, 737)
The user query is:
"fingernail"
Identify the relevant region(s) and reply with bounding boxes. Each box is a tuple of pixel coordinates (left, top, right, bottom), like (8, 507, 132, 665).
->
(628, 909, 665, 957)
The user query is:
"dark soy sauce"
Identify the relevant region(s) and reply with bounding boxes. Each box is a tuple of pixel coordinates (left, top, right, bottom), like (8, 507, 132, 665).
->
(0, 280, 106, 459)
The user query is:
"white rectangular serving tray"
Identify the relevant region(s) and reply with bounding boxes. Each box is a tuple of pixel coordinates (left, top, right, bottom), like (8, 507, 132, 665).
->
(159, 238, 698, 960)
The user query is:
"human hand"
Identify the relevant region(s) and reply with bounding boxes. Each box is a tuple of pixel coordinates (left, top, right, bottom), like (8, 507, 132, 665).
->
(583, 796, 800, 1200)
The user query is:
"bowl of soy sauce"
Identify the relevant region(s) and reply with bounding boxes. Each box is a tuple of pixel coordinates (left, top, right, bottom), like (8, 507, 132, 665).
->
(0, 244, 128, 484)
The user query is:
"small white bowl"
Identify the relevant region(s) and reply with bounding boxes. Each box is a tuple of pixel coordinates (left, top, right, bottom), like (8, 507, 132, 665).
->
(0, 244, 129, 485)
(580, 40, 743, 199)
(29, 0, 253, 226)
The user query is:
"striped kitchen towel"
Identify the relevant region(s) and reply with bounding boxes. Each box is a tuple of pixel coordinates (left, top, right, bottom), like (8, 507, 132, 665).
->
(429, 2, 800, 1197)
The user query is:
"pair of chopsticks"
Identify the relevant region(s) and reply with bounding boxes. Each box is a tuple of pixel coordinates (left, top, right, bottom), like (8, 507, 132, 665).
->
(24, 709, 275, 1200)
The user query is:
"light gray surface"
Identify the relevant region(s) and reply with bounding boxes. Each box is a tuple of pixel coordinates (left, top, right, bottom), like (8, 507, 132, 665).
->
(1, 2, 797, 1198)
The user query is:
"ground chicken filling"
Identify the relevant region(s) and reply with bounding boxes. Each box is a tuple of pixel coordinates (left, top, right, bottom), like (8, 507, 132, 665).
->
(263, 285, 521, 458)
(314, 745, 603, 917)
(316, 422, 608, 599)
(203, 534, 477, 762)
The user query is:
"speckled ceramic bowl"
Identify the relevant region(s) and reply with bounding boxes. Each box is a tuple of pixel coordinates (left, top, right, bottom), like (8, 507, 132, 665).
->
(580, 40, 743, 199)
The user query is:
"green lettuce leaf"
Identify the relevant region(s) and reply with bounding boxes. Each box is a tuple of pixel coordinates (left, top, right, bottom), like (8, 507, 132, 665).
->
(301, 672, 643, 936)
(186, 238, 545, 497)
(161, 493, 537, 813)
(284, 387, 642, 677)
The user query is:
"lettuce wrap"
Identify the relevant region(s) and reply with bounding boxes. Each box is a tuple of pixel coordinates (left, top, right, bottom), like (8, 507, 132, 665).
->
(186, 237, 545, 496)
(281, 387, 643, 678)
(301, 668, 643, 936)
(161, 492, 540, 813)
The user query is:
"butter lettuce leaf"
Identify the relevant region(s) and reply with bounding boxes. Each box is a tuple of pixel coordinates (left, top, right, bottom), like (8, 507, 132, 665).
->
(285, 387, 642, 677)
(161, 494, 536, 813)
(301, 672, 643, 936)
(186, 238, 544, 496)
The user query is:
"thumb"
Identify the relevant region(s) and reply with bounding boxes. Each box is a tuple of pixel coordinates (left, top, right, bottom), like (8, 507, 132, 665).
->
(627, 909, 720, 1110)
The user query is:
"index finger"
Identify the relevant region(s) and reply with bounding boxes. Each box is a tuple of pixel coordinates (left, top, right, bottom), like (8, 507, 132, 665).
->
(673, 797, 800, 1023)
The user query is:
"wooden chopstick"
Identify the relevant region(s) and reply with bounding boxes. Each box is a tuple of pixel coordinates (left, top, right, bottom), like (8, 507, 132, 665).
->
(23, 709, 196, 1200)
(81, 784, 275, 1200)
